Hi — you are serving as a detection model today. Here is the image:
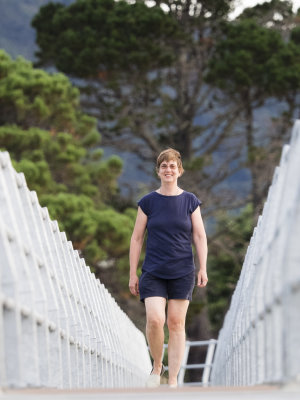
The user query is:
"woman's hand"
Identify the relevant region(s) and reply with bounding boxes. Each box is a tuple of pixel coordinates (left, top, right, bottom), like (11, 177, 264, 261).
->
(129, 274, 139, 296)
(197, 270, 208, 287)
(129, 206, 146, 297)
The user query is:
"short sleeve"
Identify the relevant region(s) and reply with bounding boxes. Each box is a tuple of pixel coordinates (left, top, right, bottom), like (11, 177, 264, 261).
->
(189, 193, 202, 214)
(137, 196, 149, 216)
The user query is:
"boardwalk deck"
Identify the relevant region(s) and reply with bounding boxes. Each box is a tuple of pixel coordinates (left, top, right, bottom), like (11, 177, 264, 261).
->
(1, 384, 300, 400)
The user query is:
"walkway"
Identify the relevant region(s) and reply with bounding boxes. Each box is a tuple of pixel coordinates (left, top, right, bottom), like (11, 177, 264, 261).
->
(1, 384, 300, 400)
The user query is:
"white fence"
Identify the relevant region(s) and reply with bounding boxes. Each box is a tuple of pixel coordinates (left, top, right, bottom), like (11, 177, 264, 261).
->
(0, 151, 151, 389)
(162, 339, 217, 387)
(211, 120, 300, 386)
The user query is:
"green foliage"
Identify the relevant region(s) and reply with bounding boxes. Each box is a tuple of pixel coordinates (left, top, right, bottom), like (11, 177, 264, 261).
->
(32, 0, 182, 76)
(207, 204, 253, 333)
(206, 19, 300, 100)
(206, 20, 285, 94)
(0, 49, 99, 141)
(30, 0, 237, 167)
(16, 158, 54, 192)
(39, 193, 136, 267)
(0, 50, 132, 279)
(40, 193, 96, 237)
(266, 40, 300, 97)
(238, 0, 293, 25)
(94, 207, 135, 258)
(0, 123, 123, 200)
(291, 25, 300, 44)
(183, 156, 206, 171)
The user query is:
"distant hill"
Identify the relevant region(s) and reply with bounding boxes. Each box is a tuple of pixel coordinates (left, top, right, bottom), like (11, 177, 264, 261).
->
(0, 0, 73, 61)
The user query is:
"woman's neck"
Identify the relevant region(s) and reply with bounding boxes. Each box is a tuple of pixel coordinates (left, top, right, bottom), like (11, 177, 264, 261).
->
(158, 183, 180, 196)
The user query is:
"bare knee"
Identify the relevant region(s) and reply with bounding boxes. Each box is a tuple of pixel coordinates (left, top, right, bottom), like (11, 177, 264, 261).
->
(147, 314, 165, 331)
(167, 316, 185, 332)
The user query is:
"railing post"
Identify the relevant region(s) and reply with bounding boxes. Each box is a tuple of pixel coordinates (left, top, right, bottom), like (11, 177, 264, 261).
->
(202, 340, 217, 386)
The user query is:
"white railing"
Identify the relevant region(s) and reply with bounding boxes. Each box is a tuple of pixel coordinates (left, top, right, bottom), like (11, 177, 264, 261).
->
(162, 339, 217, 386)
(0, 151, 151, 389)
(211, 120, 300, 386)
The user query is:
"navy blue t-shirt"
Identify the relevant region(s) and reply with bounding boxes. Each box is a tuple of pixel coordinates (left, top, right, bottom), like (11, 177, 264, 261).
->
(137, 191, 202, 279)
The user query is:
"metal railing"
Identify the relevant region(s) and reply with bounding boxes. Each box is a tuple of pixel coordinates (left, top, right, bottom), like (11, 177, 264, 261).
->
(162, 339, 217, 386)
(211, 120, 300, 386)
(0, 150, 151, 389)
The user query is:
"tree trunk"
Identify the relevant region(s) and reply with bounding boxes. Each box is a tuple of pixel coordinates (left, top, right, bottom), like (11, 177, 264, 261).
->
(245, 101, 261, 221)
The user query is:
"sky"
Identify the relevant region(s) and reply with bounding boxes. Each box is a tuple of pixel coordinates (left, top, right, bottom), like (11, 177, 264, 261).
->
(230, 0, 300, 19)
(149, 0, 300, 18)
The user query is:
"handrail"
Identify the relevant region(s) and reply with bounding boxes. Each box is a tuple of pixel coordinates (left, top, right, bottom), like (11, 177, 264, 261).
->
(211, 120, 300, 386)
(0, 150, 151, 389)
(162, 339, 217, 386)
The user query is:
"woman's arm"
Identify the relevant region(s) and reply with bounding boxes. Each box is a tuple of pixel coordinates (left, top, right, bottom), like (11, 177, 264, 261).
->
(191, 206, 208, 287)
(129, 206, 147, 296)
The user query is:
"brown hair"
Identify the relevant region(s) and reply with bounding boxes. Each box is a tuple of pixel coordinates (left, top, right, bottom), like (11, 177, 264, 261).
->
(156, 148, 184, 176)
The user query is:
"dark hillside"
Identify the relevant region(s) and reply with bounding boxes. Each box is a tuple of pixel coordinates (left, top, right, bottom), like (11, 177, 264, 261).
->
(0, 0, 73, 60)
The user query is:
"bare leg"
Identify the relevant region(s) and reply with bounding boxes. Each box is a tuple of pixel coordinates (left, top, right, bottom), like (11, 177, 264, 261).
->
(167, 299, 189, 386)
(145, 297, 166, 375)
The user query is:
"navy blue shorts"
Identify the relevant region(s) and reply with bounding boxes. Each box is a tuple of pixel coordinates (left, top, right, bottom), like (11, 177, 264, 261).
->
(139, 271, 196, 303)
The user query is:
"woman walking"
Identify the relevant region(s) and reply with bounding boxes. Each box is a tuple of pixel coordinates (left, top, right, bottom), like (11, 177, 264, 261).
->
(129, 148, 208, 388)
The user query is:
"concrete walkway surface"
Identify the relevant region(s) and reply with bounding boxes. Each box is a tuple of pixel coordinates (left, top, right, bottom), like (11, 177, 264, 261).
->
(1, 383, 300, 400)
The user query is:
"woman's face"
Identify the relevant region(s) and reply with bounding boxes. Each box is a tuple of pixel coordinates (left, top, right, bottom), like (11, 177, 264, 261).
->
(157, 159, 181, 183)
